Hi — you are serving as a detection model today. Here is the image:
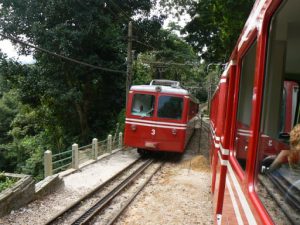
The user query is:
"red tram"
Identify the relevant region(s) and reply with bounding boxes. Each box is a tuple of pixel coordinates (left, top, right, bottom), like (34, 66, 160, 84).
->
(124, 79, 199, 154)
(209, 0, 300, 224)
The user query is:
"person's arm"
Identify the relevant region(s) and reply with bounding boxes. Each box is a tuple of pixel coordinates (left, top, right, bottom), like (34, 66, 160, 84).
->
(269, 150, 290, 171)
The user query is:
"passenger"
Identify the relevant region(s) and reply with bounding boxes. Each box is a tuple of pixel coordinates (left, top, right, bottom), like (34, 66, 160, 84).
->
(139, 105, 144, 112)
(269, 124, 300, 171)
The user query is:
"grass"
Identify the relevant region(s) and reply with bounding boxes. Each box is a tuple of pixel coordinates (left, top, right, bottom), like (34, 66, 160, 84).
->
(0, 172, 18, 193)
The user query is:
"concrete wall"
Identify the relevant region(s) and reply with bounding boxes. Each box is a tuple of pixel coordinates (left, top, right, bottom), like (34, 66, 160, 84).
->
(0, 173, 35, 217)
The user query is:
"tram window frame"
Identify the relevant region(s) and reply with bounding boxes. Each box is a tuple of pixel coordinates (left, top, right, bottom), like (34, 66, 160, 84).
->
(131, 94, 155, 117)
(234, 39, 257, 171)
(256, 0, 300, 223)
(292, 86, 299, 125)
(279, 88, 287, 134)
(157, 95, 183, 120)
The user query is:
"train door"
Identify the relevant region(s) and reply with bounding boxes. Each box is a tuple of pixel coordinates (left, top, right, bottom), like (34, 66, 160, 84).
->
(233, 39, 257, 171)
(215, 37, 258, 225)
(155, 94, 186, 152)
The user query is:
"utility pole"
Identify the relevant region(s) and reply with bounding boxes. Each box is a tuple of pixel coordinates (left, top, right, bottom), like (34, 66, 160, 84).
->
(126, 21, 133, 106)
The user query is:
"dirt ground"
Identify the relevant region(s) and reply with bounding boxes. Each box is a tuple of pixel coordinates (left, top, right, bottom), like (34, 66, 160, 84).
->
(0, 123, 213, 225)
(116, 127, 213, 225)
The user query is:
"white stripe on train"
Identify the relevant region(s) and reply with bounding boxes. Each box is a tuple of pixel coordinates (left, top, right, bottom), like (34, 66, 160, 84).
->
(126, 118, 187, 127)
(125, 121, 187, 130)
(227, 163, 257, 225)
(226, 176, 244, 225)
(217, 145, 257, 225)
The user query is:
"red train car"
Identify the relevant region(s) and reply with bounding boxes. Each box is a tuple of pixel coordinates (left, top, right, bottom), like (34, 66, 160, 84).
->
(209, 0, 300, 224)
(124, 79, 199, 154)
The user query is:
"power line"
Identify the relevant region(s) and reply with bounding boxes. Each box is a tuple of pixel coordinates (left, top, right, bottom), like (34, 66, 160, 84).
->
(0, 33, 126, 74)
(107, 0, 158, 52)
(108, 0, 132, 21)
(132, 39, 156, 50)
(144, 61, 199, 67)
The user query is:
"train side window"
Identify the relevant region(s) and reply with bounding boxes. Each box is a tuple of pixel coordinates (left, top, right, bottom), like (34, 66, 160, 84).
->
(234, 40, 257, 170)
(257, 1, 300, 224)
(157, 96, 183, 120)
(131, 94, 155, 117)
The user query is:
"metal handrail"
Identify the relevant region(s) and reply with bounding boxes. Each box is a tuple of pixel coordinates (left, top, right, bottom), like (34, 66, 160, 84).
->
(53, 156, 72, 165)
(52, 149, 72, 158)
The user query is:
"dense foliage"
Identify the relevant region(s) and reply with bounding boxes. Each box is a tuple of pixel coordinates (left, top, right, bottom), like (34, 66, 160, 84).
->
(0, 0, 254, 180)
(0, 0, 163, 179)
(183, 0, 255, 62)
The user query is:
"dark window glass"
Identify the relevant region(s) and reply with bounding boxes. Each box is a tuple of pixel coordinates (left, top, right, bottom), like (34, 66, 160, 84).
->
(256, 1, 300, 224)
(234, 40, 257, 171)
(158, 96, 183, 119)
(131, 94, 155, 117)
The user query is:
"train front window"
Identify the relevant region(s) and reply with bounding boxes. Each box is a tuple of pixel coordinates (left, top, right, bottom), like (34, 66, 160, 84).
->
(157, 96, 183, 120)
(256, 0, 300, 224)
(131, 94, 155, 117)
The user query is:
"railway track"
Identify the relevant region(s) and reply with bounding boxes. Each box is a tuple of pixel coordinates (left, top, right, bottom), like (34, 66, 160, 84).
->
(259, 171, 300, 224)
(46, 158, 163, 225)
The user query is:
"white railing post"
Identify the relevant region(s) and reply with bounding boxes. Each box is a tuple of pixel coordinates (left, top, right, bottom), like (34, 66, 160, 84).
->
(44, 150, 52, 178)
(107, 134, 112, 152)
(72, 143, 79, 169)
(118, 132, 123, 149)
(92, 138, 98, 160)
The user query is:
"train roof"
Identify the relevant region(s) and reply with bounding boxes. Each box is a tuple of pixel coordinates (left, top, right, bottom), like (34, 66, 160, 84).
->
(130, 84, 189, 95)
(130, 80, 199, 103)
(230, 0, 269, 60)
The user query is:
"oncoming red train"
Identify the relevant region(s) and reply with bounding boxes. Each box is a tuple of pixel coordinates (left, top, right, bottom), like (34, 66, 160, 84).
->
(124, 79, 199, 155)
(209, 0, 300, 224)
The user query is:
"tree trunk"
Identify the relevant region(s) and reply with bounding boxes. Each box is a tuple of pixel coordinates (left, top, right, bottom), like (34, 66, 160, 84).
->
(75, 102, 90, 142)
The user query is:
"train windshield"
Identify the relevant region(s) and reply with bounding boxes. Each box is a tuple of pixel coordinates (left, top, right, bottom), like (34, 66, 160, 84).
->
(131, 94, 155, 117)
(157, 96, 183, 120)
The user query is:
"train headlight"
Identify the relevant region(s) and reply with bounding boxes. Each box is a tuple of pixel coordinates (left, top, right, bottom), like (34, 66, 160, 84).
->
(172, 128, 177, 135)
(131, 124, 137, 131)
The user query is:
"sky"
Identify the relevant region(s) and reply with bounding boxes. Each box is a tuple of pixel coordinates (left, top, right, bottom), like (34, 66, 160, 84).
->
(0, 39, 35, 64)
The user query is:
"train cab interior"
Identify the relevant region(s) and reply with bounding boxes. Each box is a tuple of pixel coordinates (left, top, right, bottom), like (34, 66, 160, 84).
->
(130, 93, 184, 120)
(131, 94, 155, 117)
(256, 0, 300, 223)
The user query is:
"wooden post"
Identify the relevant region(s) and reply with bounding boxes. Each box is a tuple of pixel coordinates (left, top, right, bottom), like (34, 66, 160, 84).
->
(72, 143, 79, 169)
(107, 135, 112, 152)
(92, 138, 98, 160)
(44, 150, 52, 178)
(118, 132, 123, 149)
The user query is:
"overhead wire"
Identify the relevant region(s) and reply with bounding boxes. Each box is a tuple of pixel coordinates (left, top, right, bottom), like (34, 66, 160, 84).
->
(107, 0, 160, 52)
(0, 33, 126, 74)
(132, 39, 156, 50)
(108, 0, 132, 22)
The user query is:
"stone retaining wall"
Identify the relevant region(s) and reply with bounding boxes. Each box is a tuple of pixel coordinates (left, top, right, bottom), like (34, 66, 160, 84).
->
(35, 174, 64, 199)
(0, 173, 35, 217)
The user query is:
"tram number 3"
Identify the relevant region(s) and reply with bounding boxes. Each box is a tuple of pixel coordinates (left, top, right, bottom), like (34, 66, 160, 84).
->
(151, 129, 156, 136)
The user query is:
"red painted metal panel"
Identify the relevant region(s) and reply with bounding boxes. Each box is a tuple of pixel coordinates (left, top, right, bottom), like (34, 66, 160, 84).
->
(124, 85, 198, 153)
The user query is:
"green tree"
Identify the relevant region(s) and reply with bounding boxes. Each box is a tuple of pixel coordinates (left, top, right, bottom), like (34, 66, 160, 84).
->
(183, 0, 255, 62)
(0, 0, 160, 144)
(133, 29, 201, 84)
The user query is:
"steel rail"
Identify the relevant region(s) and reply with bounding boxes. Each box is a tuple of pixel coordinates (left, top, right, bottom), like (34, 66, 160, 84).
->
(106, 162, 164, 225)
(71, 159, 154, 225)
(45, 156, 141, 225)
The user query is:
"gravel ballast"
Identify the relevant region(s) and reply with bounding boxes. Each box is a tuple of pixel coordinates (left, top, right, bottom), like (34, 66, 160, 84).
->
(0, 126, 213, 225)
(116, 127, 213, 225)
